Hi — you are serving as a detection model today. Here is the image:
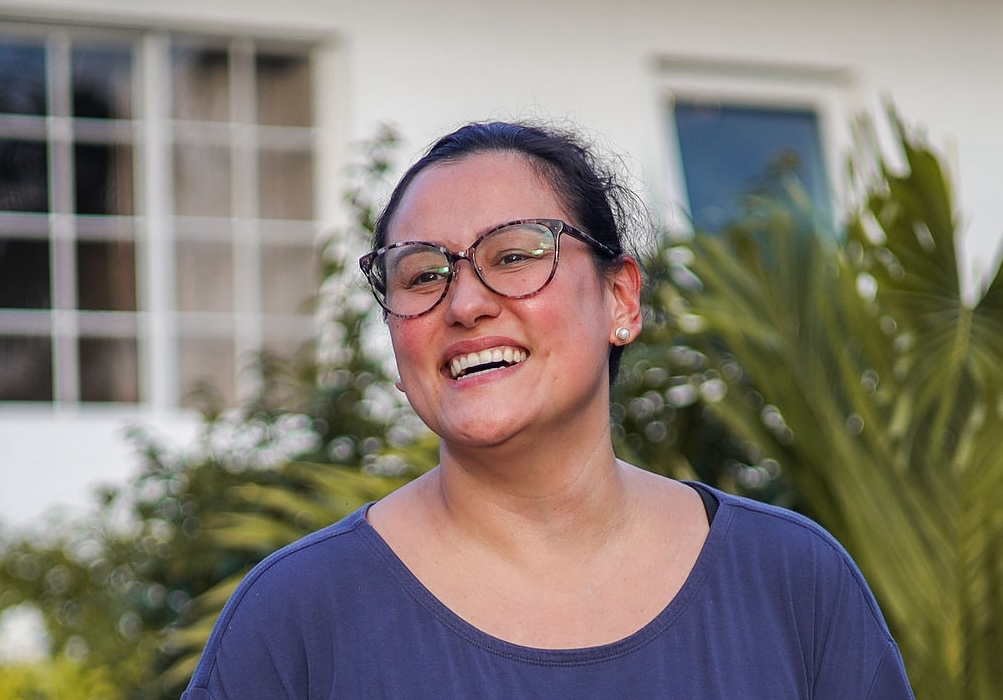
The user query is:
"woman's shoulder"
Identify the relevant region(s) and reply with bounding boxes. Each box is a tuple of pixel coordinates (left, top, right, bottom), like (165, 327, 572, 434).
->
(699, 483, 850, 555)
(212, 505, 380, 619)
(694, 484, 889, 623)
(252, 504, 372, 572)
(679, 484, 911, 697)
(184, 505, 391, 696)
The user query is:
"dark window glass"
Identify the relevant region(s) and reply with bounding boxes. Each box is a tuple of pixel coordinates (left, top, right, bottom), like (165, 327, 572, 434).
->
(76, 240, 136, 311)
(0, 140, 49, 212)
(175, 240, 233, 312)
(74, 143, 135, 215)
(180, 335, 235, 407)
(172, 45, 230, 122)
(258, 149, 313, 220)
(256, 51, 311, 127)
(72, 46, 133, 120)
(674, 102, 832, 233)
(0, 42, 46, 116)
(261, 243, 315, 315)
(0, 335, 53, 400)
(79, 336, 138, 402)
(0, 238, 50, 308)
(173, 144, 232, 217)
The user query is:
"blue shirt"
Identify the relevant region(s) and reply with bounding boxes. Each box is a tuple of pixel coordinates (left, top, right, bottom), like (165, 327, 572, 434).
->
(182, 486, 914, 699)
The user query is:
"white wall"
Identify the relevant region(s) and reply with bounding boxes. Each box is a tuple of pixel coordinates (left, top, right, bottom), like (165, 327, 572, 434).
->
(1, 0, 1001, 525)
(0, 409, 199, 527)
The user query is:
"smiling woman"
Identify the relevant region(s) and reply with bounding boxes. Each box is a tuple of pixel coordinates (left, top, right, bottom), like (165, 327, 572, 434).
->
(181, 121, 915, 699)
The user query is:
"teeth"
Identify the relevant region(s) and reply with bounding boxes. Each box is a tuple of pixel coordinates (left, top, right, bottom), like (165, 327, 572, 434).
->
(449, 346, 527, 379)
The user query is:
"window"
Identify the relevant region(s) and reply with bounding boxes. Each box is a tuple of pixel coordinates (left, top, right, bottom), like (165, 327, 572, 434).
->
(0, 23, 319, 407)
(673, 102, 832, 233)
(658, 57, 855, 236)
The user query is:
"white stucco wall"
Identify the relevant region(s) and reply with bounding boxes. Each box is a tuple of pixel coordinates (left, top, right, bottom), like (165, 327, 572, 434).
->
(1, 0, 1001, 525)
(0, 409, 200, 527)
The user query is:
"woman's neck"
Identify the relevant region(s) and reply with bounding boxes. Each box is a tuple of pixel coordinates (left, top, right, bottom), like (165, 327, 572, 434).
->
(426, 433, 637, 564)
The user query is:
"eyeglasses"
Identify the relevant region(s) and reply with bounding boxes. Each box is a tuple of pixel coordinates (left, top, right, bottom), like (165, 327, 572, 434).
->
(359, 218, 618, 318)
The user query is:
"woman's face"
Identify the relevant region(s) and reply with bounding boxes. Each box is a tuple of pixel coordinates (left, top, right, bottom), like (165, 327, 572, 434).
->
(384, 151, 641, 452)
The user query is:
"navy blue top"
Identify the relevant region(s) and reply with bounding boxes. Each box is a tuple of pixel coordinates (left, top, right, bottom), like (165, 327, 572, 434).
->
(182, 486, 914, 699)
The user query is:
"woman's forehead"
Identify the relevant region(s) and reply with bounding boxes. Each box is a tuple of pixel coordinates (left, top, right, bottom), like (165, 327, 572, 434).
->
(385, 152, 569, 246)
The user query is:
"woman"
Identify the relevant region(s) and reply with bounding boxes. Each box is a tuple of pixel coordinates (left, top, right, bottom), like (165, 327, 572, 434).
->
(182, 121, 914, 699)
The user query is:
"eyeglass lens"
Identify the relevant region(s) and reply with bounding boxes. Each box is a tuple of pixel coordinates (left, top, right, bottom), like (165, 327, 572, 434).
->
(374, 222, 558, 316)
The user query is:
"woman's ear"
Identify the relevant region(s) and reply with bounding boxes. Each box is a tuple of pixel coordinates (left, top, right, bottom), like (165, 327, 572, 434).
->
(607, 256, 643, 345)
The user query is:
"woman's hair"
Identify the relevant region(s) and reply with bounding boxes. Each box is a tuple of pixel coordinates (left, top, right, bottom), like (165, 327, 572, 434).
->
(373, 120, 647, 383)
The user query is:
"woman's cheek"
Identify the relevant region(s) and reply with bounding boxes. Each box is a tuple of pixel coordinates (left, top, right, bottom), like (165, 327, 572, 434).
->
(388, 319, 434, 387)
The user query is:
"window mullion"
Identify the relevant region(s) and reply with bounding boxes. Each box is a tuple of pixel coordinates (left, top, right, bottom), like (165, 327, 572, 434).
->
(138, 32, 176, 410)
(47, 31, 80, 405)
(230, 39, 262, 403)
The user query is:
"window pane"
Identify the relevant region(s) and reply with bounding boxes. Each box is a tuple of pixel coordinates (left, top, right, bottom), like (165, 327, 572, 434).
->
(0, 238, 50, 308)
(76, 240, 136, 311)
(174, 143, 231, 216)
(75, 143, 134, 215)
(172, 45, 229, 122)
(0, 335, 52, 400)
(0, 140, 49, 212)
(179, 335, 234, 407)
(261, 243, 316, 315)
(79, 336, 138, 402)
(72, 46, 132, 120)
(258, 149, 313, 220)
(673, 102, 832, 233)
(176, 240, 233, 312)
(256, 51, 311, 127)
(0, 42, 46, 116)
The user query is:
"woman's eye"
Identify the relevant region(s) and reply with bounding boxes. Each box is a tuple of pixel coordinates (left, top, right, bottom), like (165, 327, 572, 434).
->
(500, 252, 531, 265)
(495, 248, 545, 266)
(404, 268, 448, 289)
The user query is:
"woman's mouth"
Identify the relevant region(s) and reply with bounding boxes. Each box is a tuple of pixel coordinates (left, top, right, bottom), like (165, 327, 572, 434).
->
(449, 346, 528, 380)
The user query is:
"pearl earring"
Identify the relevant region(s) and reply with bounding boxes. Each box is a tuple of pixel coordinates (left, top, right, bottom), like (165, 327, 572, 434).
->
(615, 327, 631, 342)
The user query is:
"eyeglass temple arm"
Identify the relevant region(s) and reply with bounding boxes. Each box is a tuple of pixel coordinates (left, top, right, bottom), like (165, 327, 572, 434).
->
(561, 223, 619, 258)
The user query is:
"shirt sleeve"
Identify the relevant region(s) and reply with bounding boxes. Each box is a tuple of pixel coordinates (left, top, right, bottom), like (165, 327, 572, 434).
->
(180, 549, 337, 699)
(181, 570, 328, 700)
(806, 532, 915, 700)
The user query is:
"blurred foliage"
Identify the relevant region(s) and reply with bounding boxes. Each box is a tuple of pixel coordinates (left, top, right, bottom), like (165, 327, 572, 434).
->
(1, 112, 1000, 699)
(647, 106, 1003, 698)
(0, 657, 122, 699)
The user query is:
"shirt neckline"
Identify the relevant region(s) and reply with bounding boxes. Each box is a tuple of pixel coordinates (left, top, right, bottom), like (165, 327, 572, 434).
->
(352, 486, 732, 666)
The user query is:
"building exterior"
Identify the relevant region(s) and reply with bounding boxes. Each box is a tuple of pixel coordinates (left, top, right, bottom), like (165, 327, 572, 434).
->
(1, 0, 1001, 525)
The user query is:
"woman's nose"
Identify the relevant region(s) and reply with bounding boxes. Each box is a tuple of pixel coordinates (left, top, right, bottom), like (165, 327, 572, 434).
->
(442, 260, 502, 327)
